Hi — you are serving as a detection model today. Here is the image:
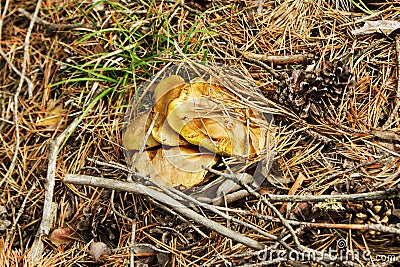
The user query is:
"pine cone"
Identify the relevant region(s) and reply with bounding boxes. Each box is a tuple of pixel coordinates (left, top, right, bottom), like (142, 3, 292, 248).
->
(274, 59, 355, 119)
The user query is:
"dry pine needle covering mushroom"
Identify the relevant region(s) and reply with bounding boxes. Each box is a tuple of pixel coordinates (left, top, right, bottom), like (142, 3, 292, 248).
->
(123, 74, 271, 188)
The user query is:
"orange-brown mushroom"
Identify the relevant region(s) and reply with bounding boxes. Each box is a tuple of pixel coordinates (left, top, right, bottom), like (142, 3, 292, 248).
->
(123, 74, 272, 190)
(166, 81, 268, 158)
(122, 110, 160, 151)
(132, 146, 218, 188)
(152, 75, 190, 146)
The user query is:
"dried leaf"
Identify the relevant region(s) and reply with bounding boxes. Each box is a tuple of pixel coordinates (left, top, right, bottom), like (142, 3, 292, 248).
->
(49, 227, 75, 245)
(352, 20, 400, 35)
(36, 102, 66, 129)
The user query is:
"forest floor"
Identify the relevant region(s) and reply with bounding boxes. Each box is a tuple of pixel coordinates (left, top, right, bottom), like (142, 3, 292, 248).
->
(1, 0, 400, 266)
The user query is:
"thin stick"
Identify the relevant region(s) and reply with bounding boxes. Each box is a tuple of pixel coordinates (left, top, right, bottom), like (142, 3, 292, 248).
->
(1, 184, 36, 253)
(0, 51, 26, 188)
(0, 0, 33, 92)
(110, 190, 133, 222)
(243, 52, 315, 64)
(0, 0, 40, 188)
(236, 47, 281, 80)
(255, 186, 301, 247)
(30, 141, 57, 261)
(0, 49, 34, 92)
(363, 139, 400, 157)
(239, 211, 400, 235)
(154, 183, 284, 244)
(18, 8, 92, 31)
(87, 157, 131, 173)
(63, 174, 265, 250)
(30, 115, 85, 262)
(23, 0, 42, 98)
(64, 171, 400, 203)
(265, 188, 400, 202)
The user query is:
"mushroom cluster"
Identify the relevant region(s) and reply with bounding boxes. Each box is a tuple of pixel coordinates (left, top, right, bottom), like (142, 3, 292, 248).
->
(123, 74, 271, 189)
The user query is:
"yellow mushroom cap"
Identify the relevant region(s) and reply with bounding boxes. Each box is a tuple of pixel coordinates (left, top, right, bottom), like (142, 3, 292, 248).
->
(166, 82, 268, 158)
(123, 72, 272, 190)
(154, 75, 185, 102)
(122, 110, 160, 151)
(152, 75, 190, 146)
(133, 146, 218, 188)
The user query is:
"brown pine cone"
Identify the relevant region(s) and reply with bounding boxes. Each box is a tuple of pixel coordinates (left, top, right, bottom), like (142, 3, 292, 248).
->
(274, 59, 355, 119)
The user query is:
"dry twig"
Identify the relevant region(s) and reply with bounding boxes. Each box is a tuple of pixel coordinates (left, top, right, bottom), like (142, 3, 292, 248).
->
(30, 116, 86, 262)
(63, 174, 364, 265)
(243, 52, 315, 65)
(63, 174, 265, 250)
(240, 211, 400, 235)
(22, 0, 42, 98)
(235, 47, 281, 80)
(18, 8, 93, 31)
(87, 157, 130, 172)
(29, 141, 58, 261)
(0, 0, 40, 188)
(205, 168, 302, 249)
(264, 188, 400, 202)
(0, 49, 33, 93)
